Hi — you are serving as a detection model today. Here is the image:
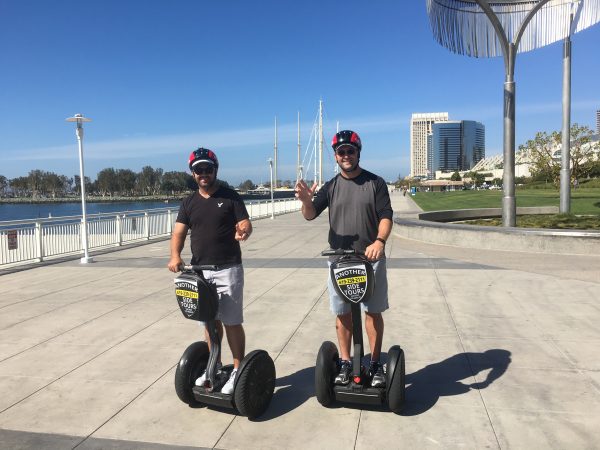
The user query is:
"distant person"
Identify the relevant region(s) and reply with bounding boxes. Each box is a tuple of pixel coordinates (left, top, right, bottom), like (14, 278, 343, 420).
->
(573, 178, 579, 189)
(168, 147, 252, 394)
(295, 130, 393, 387)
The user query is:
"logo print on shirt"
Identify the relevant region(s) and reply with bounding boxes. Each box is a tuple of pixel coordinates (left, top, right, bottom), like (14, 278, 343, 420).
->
(217, 202, 223, 208)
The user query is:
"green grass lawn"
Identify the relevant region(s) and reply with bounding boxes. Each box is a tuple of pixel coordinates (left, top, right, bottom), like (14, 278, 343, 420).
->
(412, 188, 600, 216)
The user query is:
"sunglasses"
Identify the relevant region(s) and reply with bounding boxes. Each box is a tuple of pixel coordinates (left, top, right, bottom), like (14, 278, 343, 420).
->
(193, 166, 215, 175)
(335, 148, 356, 157)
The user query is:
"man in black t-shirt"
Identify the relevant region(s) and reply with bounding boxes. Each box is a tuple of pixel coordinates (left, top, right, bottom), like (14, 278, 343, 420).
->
(295, 130, 393, 388)
(168, 147, 252, 395)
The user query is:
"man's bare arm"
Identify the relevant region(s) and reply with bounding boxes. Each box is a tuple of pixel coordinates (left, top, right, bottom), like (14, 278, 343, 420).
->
(168, 222, 189, 272)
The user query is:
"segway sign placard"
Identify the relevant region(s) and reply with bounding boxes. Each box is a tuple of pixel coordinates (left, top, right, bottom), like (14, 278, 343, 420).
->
(174, 279, 200, 320)
(333, 264, 368, 303)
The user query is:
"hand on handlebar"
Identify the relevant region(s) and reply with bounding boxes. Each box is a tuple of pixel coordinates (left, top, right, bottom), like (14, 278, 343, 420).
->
(168, 257, 184, 273)
(364, 240, 385, 261)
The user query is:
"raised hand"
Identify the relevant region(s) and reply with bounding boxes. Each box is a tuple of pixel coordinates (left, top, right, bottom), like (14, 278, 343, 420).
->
(294, 179, 318, 204)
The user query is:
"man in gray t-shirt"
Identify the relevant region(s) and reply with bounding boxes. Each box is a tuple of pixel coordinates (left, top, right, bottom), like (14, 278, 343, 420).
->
(295, 130, 393, 388)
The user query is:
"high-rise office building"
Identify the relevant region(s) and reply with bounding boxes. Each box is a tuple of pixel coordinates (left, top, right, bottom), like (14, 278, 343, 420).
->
(596, 110, 599, 134)
(410, 112, 448, 178)
(431, 120, 485, 174)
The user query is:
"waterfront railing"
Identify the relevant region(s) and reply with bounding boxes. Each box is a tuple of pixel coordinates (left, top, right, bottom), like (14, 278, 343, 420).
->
(0, 197, 301, 267)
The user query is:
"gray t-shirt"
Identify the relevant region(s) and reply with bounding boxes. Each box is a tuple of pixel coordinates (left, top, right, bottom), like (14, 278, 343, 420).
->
(311, 169, 393, 251)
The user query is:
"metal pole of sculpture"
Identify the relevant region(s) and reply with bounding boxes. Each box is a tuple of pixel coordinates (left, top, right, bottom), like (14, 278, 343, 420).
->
(473, 0, 552, 226)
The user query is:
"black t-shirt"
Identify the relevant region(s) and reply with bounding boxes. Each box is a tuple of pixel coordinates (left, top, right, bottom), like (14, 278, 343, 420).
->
(176, 187, 249, 265)
(311, 170, 393, 252)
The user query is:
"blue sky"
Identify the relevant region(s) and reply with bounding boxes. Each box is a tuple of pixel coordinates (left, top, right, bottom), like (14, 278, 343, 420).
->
(1, 1, 599, 185)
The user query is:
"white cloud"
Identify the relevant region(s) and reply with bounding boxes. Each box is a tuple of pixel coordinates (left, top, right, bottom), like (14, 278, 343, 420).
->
(1, 113, 413, 162)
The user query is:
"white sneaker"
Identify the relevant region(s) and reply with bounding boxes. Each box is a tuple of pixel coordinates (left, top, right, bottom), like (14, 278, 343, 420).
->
(195, 363, 222, 386)
(220, 369, 238, 394)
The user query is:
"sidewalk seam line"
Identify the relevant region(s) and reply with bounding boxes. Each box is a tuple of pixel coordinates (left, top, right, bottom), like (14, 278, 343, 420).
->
(432, 262, 502, 450)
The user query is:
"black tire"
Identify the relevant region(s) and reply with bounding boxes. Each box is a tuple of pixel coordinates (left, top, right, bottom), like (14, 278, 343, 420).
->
(315, 341, 338, 407)
(174, 341, 209, 406)
(386, 345, 405, 414)
(234, 350, 276, 419)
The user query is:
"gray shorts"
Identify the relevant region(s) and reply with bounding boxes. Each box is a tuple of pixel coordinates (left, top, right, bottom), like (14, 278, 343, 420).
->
(327, 258, 389, 315)
(199, 263, 244, 326)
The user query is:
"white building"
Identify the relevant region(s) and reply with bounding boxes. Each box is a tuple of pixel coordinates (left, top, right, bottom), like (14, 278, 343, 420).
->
(410, 112, 448, 178)
(441, 134, 600, 181)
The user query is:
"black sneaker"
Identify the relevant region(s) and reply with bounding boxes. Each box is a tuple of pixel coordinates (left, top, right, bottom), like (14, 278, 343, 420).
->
(370, 361, 386, 388)
(335, 360, 352, 385)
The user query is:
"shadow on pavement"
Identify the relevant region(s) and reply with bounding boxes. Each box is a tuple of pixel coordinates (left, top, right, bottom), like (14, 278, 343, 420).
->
(255, 349, 510, 419)
(401, 349, 511, 416)
(253, 366, 316, 421)
(255, 348, 511, 419)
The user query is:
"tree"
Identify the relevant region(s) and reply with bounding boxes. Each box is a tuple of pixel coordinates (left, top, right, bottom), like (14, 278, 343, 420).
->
(569, 124, 599, 180)
(450, 171, 462, 181)
(160, 171, 189, 194)
(219, 180, 234, 190)
(0, 175, 7, 196)
(27, 170, 45, 198)
(42, 172, 65, 198)
(10, 177, 29, 196)
(463, 171, 485, 187)
(73, 175, 92, 196)
(136, 166, 162, 195)
(116, 169, 136, 195)
(238, 179, 255, 191)
(520, 124, 598, 186)
(96, 168, 118, 196)
(583, 153, 600, 178)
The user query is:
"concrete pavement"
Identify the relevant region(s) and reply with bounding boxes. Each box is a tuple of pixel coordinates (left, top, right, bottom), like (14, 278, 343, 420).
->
(1, 191, 599, 449)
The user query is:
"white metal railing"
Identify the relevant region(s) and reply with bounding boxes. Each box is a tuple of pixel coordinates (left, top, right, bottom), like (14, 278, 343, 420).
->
(0, 197, 301, 267)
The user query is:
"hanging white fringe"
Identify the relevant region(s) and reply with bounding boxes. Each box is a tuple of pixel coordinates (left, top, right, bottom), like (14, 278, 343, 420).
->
(426, 0, 600, 57)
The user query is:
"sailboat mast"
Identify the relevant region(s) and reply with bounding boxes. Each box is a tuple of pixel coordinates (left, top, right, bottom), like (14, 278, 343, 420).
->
(318, 100, 323, 187)
(335, 120, 340, 174)
(313, 125, 317, 183)
(297, 111, 301, 179)
(274, 116, 278, 189)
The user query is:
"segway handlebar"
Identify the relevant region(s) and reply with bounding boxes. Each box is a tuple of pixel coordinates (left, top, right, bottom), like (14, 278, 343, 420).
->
(321, 249, 365, 257)
(181, 264, 219, 271)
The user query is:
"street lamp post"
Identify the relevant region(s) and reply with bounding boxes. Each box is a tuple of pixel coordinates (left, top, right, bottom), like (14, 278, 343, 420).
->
(268, 158, 274, 219)
(66, 113, 93, 263)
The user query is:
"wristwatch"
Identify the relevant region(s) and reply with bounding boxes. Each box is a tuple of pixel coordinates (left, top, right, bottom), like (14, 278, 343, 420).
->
(376, 237, 386, 245)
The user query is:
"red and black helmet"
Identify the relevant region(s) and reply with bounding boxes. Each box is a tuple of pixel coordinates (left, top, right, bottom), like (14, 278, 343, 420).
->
(331, 130, 362, 152)
(188, 147, 219, 170)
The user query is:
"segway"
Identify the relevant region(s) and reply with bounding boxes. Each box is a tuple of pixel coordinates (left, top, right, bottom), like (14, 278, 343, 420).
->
(315, 250, 405, 413)
(173, 264, 276, 419)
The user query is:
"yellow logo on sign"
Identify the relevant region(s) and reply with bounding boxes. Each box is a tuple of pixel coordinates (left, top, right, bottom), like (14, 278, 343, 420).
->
(337, 276, 366, 285)
(176, 289, 198, 299)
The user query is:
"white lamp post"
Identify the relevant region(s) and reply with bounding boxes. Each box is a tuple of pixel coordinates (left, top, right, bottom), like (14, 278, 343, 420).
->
(66, 113, 93, 263)
(268, 158, 274, 219)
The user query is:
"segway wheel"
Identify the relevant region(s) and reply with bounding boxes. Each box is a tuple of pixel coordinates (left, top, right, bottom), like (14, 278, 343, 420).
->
(386, 345, 406, 414)
(174, 341, 209, 406)
(315, 341, 338, 407)
(234, 350, 276, 419)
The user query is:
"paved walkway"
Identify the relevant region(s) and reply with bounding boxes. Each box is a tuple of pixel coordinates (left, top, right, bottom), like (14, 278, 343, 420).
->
(1, 192, 599, 449)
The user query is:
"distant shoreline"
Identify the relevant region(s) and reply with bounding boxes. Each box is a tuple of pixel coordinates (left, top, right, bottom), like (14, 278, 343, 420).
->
(0, 195, 184, 205)
(0, 191, 296, 205)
